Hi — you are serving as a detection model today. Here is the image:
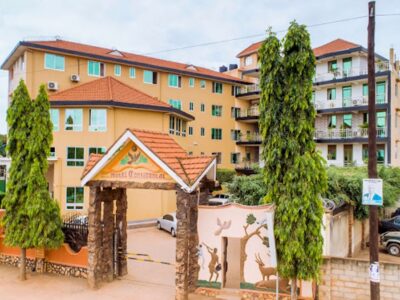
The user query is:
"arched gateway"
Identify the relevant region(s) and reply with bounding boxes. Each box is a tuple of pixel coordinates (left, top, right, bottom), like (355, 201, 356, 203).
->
(80, 128, 217, 299)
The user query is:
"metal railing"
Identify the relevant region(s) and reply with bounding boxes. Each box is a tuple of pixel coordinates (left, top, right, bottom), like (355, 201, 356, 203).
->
(314, 127, 387, 139)
(314, 95, 386, 110)
(237, 133, 262, 143)
(235, 161, 260, 170)
(237, 84, 261, 95)
(237, 106, 260, 118)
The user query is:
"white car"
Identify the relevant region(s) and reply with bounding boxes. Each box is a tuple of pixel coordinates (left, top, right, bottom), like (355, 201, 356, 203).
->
(208, 194, 231, 206)
(157, 212, 177, 237)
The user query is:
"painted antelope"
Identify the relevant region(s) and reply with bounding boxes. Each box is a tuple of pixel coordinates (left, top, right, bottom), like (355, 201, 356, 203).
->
(255, 253, 276, 281)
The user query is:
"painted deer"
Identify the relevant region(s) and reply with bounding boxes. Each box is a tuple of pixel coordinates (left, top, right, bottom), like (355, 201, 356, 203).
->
(255, 253, 276, 281)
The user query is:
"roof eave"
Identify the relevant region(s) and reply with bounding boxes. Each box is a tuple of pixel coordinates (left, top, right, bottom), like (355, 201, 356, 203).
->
(315, 46, 388, 62)
(1, 42, 26, 70)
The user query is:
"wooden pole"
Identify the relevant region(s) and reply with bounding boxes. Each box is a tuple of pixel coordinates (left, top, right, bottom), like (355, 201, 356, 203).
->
(367, 1, 380, 299)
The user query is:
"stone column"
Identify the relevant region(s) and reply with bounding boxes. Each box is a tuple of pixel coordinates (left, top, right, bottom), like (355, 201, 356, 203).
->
(188, 191, 200, 293)
(102, 191, 114, 282)
(88, 186, 102, 289)
(175, 188, 190, 300)
(116, 188, 128, 276)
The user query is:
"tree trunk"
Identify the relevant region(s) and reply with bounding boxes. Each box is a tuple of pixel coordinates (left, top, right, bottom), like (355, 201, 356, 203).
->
(291, 277, 297, 300)
(20, 248, 26, 281)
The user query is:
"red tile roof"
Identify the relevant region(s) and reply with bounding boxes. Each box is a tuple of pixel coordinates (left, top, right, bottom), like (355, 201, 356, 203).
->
(82, 129, 215, 185)
(237, 41, 263, 58)
(49, 76, 193, 120)
(18, 39, 246, 84)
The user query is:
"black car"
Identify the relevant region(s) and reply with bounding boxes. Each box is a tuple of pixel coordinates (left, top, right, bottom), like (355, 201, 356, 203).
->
(391, 208, 400, 218)
(379, 216, 400, 234)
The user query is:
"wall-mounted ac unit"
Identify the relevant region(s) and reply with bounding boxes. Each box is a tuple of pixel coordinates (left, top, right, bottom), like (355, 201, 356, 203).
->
(47, 81, 59, 91)
(70, 74, 80, 82)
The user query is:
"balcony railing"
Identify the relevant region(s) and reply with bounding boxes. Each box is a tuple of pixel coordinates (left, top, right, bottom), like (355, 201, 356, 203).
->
(235, 161, 260, 173)
(237, 133, 262, 143)
(237, 84, 261, 96)
(314, 62, 389, 83)
(237, 106, 260, 118)
(314, 95, 387, 110)
(314, 127, 387, 139)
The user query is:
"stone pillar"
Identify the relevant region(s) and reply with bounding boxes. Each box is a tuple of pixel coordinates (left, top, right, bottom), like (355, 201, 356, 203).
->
(88, 186, 102, 289)
(175, 188, 190, 300)
(188, 191, 200, 293)
(102, 192, 114, 282)
(198, 189, 209, 205)
(116, 188, 128, 276)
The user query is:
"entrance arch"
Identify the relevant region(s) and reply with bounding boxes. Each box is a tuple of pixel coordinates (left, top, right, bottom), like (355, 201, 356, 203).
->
(81, 129, 216, 299)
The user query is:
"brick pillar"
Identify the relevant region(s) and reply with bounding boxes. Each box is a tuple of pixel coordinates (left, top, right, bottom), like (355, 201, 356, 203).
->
(102, 194, 114, 282)
(175, 188, 190, 300)
(116, 188, 128, 276)
(188, 191, 200, 293)
(88, 186, 102, 289)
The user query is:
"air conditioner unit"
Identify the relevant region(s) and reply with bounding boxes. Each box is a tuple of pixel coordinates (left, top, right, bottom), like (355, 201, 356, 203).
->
(70, 74, 80, 82)
(47, 81, 59, 91)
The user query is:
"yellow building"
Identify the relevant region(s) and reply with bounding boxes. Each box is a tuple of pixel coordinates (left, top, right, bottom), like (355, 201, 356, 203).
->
(1, 39, 248, 220)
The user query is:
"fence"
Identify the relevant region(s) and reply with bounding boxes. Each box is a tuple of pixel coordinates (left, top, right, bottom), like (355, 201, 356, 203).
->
(62, 213, 89, 253)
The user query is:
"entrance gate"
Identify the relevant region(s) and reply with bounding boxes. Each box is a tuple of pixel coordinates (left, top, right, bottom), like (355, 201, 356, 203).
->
(80, 129, 216, 300)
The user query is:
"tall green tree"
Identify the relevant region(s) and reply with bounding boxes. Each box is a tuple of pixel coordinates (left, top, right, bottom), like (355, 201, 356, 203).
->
(2, 80, 33, 280)
(259, 23, 327, 299)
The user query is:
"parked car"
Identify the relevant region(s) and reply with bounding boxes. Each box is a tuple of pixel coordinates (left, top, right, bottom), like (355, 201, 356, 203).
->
(391, 208, 400, 218)
(381, 231, 400, 256)
(208, 194, 231, 206)
(379, 216, 400, 234)
(157, 212, 177, 237)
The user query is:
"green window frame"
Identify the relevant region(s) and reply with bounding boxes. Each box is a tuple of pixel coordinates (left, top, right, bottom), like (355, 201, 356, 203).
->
(114, 65, 121, 76)
(328, 115, 337, 129)
(342, 86, 352, 100)
(88, 61, 104, 77)
(231, 129, 241, 141)
(66, 187, 84, 210)
(200, 127, 205, 136)
(212, 82, 223, 94)
(231, 153, 240, 164)
(377, 111, 386, 128)
(327, 88, 336, 100)
(343, 114, 352, 129)
(342, 57, 352, 76)
(143, 70, 157, 84)
(50, 109, 59, 131)
(188, 127, 193, 135)
(168, 74, 181, 88)
(189, 77, 195, 87)
(89, 109, 107, 132)
(88, 147, 106, 155)
(363, 144, 385, 163)
(363, 84, 368, 97)
(44, 53, 65, 71)
(189, 102, 194, 111)
(376, 82, 386, 104)
(168, 99, 182, 110)
(328, 60, 337, 72)
(212, 105, 222, 117)
(129, 67, 136, 78)
(65, 109, 83, 131)
(200, 103, 205, 112)
(200, 80, 206, 89)
(67, 147, 84, 167)
(211, 128, 222, 140)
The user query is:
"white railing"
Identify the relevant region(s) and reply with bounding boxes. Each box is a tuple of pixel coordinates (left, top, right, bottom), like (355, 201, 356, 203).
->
(314, 127, 387, 139)
(238, 106, 260, 118)
(314, 95, 387, 110)
(237, 133, 262, 143)
(235, 161, 260, 170)
(237, 84, 260, 95)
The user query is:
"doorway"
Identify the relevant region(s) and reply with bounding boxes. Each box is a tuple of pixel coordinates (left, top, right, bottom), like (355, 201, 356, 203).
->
(222, 237, 241, 289)
(344, 144, 353, 166)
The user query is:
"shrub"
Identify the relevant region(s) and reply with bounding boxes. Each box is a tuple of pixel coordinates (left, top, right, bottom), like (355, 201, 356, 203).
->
(216, 168, 236, 184)
(227, 173, 267, 206)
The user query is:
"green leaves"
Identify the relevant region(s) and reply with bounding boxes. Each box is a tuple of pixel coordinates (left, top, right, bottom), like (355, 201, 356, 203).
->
(246, 214, 257, 225)
(259, 22, 326, 281)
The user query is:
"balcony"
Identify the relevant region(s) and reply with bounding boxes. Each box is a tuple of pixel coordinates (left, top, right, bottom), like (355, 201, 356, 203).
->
(314, 62, 389, 84)
(236, 133, 262, 146)
(314, 95, 387, 111)
(236, 84, 261, 99)
(235, 161, 259, 175)
(236, 106, 260, 122)
(314, 127, 387, 141)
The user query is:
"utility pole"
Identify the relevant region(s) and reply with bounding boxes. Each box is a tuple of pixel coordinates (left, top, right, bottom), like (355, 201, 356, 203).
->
(367, 1, 380, 299)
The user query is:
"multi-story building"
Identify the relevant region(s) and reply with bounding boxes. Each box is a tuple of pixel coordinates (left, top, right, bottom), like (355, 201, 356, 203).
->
(0, 39, 248, 220)
(232, 38, 400, 168)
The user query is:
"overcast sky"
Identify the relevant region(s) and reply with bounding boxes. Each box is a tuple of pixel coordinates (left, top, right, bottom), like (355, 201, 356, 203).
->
(0, 0, 399, 134)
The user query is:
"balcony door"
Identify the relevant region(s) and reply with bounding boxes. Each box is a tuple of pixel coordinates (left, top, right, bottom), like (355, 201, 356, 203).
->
(344, 145, 353, 166)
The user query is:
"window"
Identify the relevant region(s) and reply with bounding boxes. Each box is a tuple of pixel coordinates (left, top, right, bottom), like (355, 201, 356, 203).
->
(89, 109, 107, 132)
(169, 116, 175, 134)
(363, 144, 385, 164)
(88, 61, 105, 77)
(143, 70, 158, 84)
(114, 65, 121, 76)
(200, 152, 205, 156)
(168, 99, 182, 110)
(363, 84, 368, 97)
(188, 127, 193, 135)
(327, 88, 336, 100)
(377, 111, 386, 128)
(176, 118, 182, 136)
(44, 53, 65, 71)
(67, 147, 84, 166)
(188, 151, 193, 156)
(168, 74, 182, 88)
(50, 109, 59, 131)
(200, 80, 206, 89)
(342, 58, 352, 77)
(363, 113, 369, 125)
(212, 105, 222, 117)
(212, 82, 223, 94)
(189, 102, 194, 111)
(50, 147, 56, 157)
(343, 114, 352, 129)
(200, 127, 205, 136)
(327, 145, 337, 160)
(244, 56, 253, 66)
(182, 121, 187, 137)
(231, 107, 240, 118)
(65, 109, 83, 131)
(312, 91, 316, 103)
(89, 147, 106, 155)
(129, 67, 136, 78)
(212, 152, 222, 164)
(342, 86, 352, 106)
(376, 81, 386, 104)
(231, 153, 240, 164)
(231, 129, 241, 141)
(328, 60, 337, 72)
(211, 128, 222, 140)
(200, 103, 205, 112)
(328, 115, 337, 129)
(189, 77, 195, 87)
(66, 187, 84, 210)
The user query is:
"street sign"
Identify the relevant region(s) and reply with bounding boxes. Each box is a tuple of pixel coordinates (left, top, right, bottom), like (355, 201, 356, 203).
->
(362, 179, 383, 206)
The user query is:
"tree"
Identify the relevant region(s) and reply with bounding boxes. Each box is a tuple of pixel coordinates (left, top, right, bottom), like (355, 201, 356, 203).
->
(259, 23, 327, 299)
(228, 173, 267, 206)
(2, 80, 33, 280)
(0, 134, 6, 157)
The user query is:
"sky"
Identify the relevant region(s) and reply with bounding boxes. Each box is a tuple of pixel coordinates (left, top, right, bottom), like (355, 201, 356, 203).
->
(0, 0, 399, 134)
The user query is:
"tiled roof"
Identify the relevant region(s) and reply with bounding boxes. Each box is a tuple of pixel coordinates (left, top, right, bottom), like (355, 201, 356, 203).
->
(237, 38, 361, 58)
(82, 129, 215, 185)
(16, 39, 246, 84)
(49, 76, 193, 120)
